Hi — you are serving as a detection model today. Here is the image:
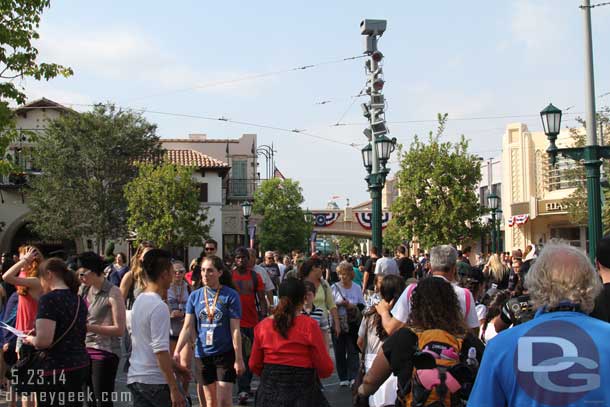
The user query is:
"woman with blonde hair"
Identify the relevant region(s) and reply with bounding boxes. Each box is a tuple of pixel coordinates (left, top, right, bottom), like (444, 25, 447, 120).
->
(331, 261, 365, 387)
(119, 241, 154, 307)
(483, 253, 509, 290)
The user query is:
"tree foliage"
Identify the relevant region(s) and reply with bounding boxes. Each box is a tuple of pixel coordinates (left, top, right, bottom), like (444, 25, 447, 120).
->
(252, 178, 311, 253)
(561, 108, 610, 230)
(124, 163, 211, 250)
(27, 104, 161, 245)
(1, 0, 73, 175)
(336, 236, 363, 255)
(390, 114, 482, 249)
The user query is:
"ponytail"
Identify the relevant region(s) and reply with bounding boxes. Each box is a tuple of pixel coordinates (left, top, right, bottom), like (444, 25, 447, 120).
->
(273, 278, 306, 338)
(40, 258, 80, 294)
(272, 297, 297, 338)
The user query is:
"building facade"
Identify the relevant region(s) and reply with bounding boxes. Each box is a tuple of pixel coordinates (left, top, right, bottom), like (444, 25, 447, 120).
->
(0, 99, 239, 263)
(501, 123, 586, 253)
(161, 133, 260, 256)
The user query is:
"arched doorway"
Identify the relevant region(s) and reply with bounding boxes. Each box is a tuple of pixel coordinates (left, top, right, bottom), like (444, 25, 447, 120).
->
(10, 223, 76, 258)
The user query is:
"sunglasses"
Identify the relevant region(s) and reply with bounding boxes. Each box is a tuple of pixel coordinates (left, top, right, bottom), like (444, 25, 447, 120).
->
(204, 247, 216, 252)
(79, 271, 91, 278)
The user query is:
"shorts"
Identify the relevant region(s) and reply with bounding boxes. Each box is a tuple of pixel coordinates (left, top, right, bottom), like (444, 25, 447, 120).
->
(197, 350, 236, 385)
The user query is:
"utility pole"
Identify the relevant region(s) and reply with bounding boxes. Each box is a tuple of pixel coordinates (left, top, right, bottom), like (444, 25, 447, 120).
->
(360, 19, 396, 254)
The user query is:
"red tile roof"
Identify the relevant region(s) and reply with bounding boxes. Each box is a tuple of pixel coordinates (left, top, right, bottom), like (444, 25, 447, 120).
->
(165, 149, 229, 168)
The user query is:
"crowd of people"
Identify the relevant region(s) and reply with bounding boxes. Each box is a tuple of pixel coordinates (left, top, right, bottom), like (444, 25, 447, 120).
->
(0, 236, 608, 407)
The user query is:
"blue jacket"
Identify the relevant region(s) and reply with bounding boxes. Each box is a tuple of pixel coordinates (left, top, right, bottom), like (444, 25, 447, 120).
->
(468, 309, 610, 407)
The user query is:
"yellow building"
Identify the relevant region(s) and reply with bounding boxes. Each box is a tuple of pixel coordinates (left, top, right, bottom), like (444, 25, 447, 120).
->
(502, 123, 587, 252)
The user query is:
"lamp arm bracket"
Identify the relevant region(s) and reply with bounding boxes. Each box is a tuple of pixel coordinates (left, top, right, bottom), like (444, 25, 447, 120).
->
(557, 147, 585, 162)
(597, 146, 610, 160)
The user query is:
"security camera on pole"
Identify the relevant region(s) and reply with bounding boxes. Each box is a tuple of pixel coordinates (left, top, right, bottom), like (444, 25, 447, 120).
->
(360, 19, 396, 254)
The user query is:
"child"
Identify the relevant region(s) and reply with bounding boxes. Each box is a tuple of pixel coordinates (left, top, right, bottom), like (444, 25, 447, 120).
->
(302, 280, 329, 348)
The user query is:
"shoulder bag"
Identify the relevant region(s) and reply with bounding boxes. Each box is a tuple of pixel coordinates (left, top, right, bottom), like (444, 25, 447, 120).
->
(12, 294, 81, 393)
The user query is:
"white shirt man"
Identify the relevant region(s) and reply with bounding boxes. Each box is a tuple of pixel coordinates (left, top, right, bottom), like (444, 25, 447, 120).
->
(376, 245, 480, 335)
(374, 251, 399, 276)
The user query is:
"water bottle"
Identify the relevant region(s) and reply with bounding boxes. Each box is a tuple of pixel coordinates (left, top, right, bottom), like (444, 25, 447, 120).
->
(466, 347, 478, 370)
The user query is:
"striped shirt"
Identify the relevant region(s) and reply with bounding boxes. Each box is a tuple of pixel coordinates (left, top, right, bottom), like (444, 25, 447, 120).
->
(301, 305, 329, 332)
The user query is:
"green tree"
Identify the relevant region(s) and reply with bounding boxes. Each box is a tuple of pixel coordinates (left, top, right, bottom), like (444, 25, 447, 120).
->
(1, 0, 73, 175)
(27, 104, 161, 249)
(252, 178, 312, 253)
(390, 114, 482, 249)
(124, 163, 211, 250)
(336, 236, 362, 255)
(561, 108, 610, 229)
(383, 220, 406, 251)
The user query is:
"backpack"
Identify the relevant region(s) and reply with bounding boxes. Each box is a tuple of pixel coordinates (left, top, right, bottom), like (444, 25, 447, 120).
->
(397, 330, 473, 407)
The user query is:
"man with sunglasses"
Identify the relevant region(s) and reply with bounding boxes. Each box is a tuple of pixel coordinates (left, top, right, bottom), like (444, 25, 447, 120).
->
(202, 239, 218, 257)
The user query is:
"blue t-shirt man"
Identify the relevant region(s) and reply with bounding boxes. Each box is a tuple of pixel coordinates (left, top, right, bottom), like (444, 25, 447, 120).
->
(186, 285, 241, 358)
(468, 309, 610, 407)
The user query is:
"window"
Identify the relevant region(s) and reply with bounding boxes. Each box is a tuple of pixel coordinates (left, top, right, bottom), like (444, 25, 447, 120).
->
(547, 156, 580, 191)
(231, 159, 247, 196)
(550, 226, 583, 248)
(199, 183, 208, 202)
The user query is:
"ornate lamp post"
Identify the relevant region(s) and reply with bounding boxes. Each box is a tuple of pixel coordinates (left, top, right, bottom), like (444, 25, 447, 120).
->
(241, 201, 252, 246)
(541, 102, 609, 263)
(541, 0, 610, 263)
(495, 208, 503, 253)
(487, 193, 500, 254)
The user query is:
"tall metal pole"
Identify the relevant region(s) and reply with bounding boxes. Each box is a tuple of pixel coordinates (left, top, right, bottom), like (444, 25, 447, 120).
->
(490, 210, 497, 255)
(244, 216, 249, 247)
(582, 0, 602, 263)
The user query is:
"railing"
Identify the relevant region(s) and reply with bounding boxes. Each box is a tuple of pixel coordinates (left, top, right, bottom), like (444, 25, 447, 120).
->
(224, 178, 259, 201)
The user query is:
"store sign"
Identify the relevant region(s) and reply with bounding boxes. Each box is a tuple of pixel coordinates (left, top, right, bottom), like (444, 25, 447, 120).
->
(546, 202, 567, 212)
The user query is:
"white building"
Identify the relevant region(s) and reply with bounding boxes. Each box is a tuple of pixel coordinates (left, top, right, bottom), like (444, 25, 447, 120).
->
(0, 99, 232, 263)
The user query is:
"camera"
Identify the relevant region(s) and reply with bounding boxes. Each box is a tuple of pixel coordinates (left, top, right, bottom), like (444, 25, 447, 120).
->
(360, 19, 387, 36)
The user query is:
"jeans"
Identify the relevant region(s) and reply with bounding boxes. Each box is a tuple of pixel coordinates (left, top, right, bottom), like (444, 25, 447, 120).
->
(87, 354, 120, 407)
(128, 383, 171, 407)
(238, 327, 254, 393)
(332, 330, 359, 381)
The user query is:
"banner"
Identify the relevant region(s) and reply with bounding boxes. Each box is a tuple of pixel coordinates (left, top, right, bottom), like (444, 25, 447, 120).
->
(508, 214, 529, 227)
(310, 231, 318, 254)
(312, 212, 340, 227)
(354, 212, 391, 230)
(248, 225, 256, 248)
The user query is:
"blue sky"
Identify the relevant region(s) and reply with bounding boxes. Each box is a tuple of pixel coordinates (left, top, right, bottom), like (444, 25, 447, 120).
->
(23, 0, 610, 208)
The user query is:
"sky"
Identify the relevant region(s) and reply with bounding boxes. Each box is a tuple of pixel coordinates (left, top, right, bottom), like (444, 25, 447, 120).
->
(21, 0, 610, 209)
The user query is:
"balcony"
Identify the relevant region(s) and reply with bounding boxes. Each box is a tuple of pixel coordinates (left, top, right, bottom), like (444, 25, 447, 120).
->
(224, 178, 259, 202)
(0, 172, 29, 190)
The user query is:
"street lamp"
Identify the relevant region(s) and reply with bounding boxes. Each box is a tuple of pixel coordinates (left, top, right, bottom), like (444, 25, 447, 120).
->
(541, 101, 610, 263)
(304, 209, 314, 224)
(540, 103, 563, 166)
(361, 143, 372, 173)
(487, 193, 500, 254)
(375, 135, 396, 167)
(241, 201, 252, 246)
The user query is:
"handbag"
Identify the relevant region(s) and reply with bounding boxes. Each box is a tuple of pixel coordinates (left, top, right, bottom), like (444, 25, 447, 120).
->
(334, 283, 363, 325)
(12, 295, 81, 393)
(352, 316, 368, 406)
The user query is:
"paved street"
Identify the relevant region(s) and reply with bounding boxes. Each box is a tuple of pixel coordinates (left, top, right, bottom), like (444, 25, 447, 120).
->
(0, 356, 353, 407)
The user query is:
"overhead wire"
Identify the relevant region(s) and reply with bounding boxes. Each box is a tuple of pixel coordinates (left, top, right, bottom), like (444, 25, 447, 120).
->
(123, 54, 367, 103)
(54, 102, 359, 148)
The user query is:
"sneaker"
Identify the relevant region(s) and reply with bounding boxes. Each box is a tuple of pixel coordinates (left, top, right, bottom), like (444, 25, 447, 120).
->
(238, 392, 249, 405)
(339, 380, 350, 387)
(350, 379, 355, 386)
